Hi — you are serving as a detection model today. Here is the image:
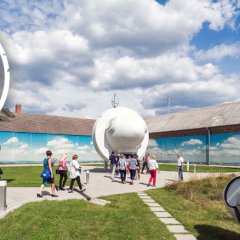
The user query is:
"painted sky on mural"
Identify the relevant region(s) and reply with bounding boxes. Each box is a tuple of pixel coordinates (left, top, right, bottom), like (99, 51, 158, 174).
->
(148, 133, 240, 164)
(0, 132, 100, 163)
(0, 0, 240, 118)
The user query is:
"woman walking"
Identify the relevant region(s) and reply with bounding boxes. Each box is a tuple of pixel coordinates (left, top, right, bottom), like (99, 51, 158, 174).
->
(58, 153, 68, 190)
(68, 154, 85, 193)
(128, 154, 138, 185)
(37, 150, 58, 197)
(147, 155, 159, 187)
(118, 154, 127, 183)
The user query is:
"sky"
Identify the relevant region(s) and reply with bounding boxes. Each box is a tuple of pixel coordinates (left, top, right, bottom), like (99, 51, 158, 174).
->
(0, 0, 240, 119)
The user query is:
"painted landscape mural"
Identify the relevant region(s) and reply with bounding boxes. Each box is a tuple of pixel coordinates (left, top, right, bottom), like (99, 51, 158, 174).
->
(1, 131, 240, 165)
(147, 132, 240, 165)
(0, 131, 101, 164)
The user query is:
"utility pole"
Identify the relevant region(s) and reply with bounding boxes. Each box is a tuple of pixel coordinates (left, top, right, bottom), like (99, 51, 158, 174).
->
(166, 96, 171, 114)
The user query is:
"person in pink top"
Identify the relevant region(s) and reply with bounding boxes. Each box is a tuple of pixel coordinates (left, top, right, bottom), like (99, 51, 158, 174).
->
(58, 153, 68, 190)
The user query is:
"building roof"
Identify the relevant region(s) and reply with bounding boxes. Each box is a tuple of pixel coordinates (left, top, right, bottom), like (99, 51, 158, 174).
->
(0, 111, 95, 136)
(146, 102, 240, 135)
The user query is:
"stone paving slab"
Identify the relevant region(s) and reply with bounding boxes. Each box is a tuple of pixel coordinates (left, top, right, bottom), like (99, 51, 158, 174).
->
(142, 199, 156, 203)
(150, 206, 165, 212)
(166, 225, 188, 233)
(159, 217, 180, 225)
(146, 202, 161, 207)
(154, 211, 172, 218)
(174, 234, 197, 240)
(139, 196, 151, 199)
(137, 193, 147, 196)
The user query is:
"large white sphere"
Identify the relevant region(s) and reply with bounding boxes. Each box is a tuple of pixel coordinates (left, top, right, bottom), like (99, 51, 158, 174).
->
(93, 107, 149, 161)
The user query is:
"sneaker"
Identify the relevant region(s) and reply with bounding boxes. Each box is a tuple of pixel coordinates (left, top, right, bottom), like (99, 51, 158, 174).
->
(51, 194, 58, 197)
(68, 190, 73, 193)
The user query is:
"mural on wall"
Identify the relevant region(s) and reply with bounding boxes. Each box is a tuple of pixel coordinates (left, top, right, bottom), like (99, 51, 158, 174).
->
(210, 133, 240, 165)
(147, 135, 206, 164)
(147, 132, 240, 165)
(0, 132, 101, 164)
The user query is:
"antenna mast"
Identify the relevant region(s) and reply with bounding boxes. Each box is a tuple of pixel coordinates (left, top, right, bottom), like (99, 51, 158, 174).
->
(111, 94, 119, 108)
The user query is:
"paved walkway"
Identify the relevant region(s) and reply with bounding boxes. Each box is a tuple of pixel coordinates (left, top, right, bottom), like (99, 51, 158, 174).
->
(0, 166, 238, 239)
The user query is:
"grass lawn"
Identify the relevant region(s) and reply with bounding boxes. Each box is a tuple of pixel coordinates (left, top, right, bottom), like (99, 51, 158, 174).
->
(159, 164, 240, 173)
(0, 164, 240, 187)
(147, 174, 240, 240)
(83, 163, 240, 173)
(0, 193, 174, 240)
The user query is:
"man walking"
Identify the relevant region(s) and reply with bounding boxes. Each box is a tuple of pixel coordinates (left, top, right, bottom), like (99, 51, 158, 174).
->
(177, 153, 184, 181)
(109, 151, 117, 181)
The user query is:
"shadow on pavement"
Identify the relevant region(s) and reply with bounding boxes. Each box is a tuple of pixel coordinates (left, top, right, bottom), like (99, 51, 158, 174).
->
(194, 224, 240, 240)
(139, 182, 149, 186)
(42, 191, 52, 196)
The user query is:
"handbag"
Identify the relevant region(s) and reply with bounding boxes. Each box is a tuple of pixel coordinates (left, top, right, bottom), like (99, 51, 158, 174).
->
(40, 169, 51, 178)
(56, 169, 60, 174)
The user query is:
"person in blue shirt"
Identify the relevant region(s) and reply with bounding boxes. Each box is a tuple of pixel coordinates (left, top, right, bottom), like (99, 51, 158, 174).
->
(37, 150, 58, 197)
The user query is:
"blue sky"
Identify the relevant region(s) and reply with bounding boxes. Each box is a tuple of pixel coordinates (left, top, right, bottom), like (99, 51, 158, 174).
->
(0, 0, 240, 118)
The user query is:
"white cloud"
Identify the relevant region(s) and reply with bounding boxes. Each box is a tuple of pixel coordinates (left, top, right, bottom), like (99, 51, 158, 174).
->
(223, 149, 240, 156)
(19, 142, 29, 149)
(34, 147, 48, 156)
(148, 139, 159, 148)
(3, 137, 19, 145)
(47, 137, 75, 149)
(185, 149, 202, 155)
(195, 43, 240, 61)
(77, 145, 90, 150)
(220, 136, 240, 149)
(181, 139, 203, 146)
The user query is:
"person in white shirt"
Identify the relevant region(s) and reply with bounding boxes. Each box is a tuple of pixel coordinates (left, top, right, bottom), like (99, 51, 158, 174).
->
(147, 155, 158, 187)
(177, 153, 184, 181)
(68, 154, 86, 193)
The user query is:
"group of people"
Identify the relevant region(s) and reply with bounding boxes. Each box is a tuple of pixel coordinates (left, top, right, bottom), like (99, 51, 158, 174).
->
(109, 151, 159, 186)
(37, 150, 85, 198)
(37, 150, 185, 197)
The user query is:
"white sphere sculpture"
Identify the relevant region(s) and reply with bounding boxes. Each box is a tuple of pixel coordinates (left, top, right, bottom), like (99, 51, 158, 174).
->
(93, 107, 149, 161)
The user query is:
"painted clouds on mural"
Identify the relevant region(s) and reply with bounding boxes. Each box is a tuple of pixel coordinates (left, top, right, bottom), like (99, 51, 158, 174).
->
(0, 132, 100, 163)
(210, 134, 240, 164)
(148, 136, 206, 163)
(148, 133, 240, 165)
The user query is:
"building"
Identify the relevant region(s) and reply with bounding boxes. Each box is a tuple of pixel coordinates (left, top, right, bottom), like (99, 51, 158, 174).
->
(146, 102, 240, 165)
(0, 105, 98, 164)
(1, 102, 240, 165)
